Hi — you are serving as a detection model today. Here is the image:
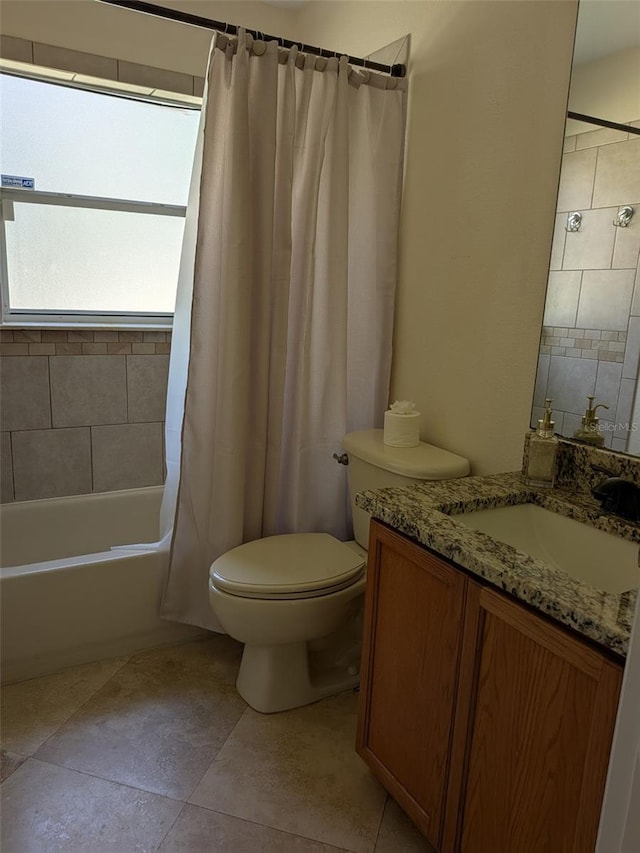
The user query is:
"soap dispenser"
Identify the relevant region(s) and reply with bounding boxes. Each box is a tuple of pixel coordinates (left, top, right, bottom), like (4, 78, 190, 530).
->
(573, 396, 609, 446)
(526, 399, 558, 488)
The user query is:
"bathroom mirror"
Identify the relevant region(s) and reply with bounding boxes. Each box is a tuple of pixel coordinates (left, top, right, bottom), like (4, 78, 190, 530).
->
(531, 0, 640, 455)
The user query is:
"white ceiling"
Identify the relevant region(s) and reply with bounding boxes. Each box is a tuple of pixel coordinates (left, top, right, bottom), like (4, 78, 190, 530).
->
(573, 0, 640, 65)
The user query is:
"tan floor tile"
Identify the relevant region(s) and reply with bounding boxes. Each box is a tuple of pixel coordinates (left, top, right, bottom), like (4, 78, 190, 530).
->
(0, 758, 182, 852)
(189, 691, 386, 853)
(374, 797, 434, 852)
(1, 657, 128, 754)
(34, 637, 246, 799)
(0, 749, 27, 782)
(159, 803, 352, 851)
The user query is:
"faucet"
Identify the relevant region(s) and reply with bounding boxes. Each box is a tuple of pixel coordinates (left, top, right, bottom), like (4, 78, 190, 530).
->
(591, 465, 640, 522)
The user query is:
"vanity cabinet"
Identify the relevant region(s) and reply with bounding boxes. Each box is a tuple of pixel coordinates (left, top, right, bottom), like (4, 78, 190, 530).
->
(356, 520, 624, 853)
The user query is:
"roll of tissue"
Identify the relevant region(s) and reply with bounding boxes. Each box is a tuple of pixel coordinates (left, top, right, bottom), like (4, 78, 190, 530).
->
(383, 401, 421, 447)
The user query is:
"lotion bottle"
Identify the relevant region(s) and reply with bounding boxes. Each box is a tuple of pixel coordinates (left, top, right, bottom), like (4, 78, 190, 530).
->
(526, 399, 558, 488)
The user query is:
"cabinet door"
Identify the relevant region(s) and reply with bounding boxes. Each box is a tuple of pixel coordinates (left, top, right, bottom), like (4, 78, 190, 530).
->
(356, 520, 467, 847)
(453, 583, 623, 853)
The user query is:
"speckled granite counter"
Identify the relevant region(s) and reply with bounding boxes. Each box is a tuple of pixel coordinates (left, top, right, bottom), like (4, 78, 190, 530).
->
(356, 472, 639, 658)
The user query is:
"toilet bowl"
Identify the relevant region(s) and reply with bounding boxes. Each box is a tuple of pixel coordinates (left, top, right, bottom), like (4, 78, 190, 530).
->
(209, 534, 366, 713)
(209, 429, 470, 714)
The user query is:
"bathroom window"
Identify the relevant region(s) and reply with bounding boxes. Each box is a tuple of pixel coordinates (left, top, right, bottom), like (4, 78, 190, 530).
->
(0, 72, 200, 328)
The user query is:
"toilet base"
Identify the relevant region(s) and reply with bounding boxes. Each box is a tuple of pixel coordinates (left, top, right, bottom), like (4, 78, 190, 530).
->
(236, 641, 360, 714)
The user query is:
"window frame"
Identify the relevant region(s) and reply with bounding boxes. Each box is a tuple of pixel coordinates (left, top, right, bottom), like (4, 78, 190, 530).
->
(0, 66, 200, 330)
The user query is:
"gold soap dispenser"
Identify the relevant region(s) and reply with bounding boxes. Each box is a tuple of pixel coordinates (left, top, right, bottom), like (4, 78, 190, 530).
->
(573, 395, 609, 446)
(526, 399, 558, 488)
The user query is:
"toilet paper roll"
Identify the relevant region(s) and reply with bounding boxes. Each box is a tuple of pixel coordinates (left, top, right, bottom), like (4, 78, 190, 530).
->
(383, 411, 421, 447)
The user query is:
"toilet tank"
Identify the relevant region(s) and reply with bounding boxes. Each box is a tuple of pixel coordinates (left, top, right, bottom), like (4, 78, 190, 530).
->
(342, 429, 470, 549)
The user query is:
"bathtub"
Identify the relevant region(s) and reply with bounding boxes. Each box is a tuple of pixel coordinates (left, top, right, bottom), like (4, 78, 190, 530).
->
(0, 486, 202, 683)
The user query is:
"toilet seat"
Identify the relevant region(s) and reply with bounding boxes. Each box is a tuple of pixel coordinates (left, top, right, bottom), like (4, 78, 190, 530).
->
(210, 533, 365, 600)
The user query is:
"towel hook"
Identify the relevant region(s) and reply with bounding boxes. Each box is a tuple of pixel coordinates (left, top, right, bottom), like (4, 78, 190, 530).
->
(613, 206, 634, 228)
(565, 211, 582, 232)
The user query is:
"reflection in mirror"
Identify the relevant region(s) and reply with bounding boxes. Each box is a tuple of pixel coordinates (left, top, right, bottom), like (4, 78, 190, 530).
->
(532, 0, 640, 455)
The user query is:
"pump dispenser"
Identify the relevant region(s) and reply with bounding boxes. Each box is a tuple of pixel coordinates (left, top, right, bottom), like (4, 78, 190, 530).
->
(526, 398, 558, 487)
(573, 396, 609, 446)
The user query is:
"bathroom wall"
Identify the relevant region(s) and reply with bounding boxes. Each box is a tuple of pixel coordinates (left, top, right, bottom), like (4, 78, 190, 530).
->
(292, 0, 578, 474)
(0, 0, 579, 477)
(0, 330, 171, 502)
(532, 123, 640, 451)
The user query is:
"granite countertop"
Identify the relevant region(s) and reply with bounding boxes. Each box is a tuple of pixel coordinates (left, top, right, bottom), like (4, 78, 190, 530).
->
(356, 472, 640, 658)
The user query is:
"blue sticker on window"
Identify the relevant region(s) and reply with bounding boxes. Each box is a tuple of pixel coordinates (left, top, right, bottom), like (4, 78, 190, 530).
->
(1, 175, 35, 189)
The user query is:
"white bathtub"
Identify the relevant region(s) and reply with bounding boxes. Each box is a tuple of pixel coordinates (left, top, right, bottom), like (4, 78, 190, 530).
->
(0, 486, 202, 683)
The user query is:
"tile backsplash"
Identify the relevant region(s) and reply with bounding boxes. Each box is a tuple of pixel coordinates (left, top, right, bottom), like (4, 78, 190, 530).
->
(0, 330, 171, 503)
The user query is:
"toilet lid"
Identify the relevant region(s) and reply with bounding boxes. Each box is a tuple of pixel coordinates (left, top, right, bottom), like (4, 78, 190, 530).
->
(210, 533, 365, 598)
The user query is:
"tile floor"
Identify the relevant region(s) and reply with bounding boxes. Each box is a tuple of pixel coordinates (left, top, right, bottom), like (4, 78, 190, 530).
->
(1, 635, 433, 852)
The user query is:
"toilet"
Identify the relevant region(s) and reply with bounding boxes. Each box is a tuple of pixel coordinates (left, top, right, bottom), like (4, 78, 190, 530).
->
(209, 429, 469, 713)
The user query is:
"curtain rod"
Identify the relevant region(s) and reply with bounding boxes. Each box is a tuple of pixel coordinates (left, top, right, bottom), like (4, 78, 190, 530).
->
(567, 111, 640, 137)
(95, 0, 407, 78)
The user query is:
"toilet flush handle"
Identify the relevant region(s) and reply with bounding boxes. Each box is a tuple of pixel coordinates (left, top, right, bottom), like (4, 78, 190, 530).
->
(333, 452, 349, 465)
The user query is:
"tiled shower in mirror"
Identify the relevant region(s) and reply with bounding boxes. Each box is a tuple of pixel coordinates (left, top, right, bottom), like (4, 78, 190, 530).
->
(533, 123, 640, 452)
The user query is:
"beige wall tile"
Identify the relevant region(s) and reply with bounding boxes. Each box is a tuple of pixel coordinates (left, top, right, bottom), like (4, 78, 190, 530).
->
(93, 331, 120, 342)
(117, 60, 193, 95)
(126, 355, 169, 423)
(616, 378, 636, 426)
(41, 330, 68, 342)
(623, 316, 640, 380)
(28, 344, 55, 355)
(0, 357, 51, 431)
(556, 148, 597, 212)
(594, 361, 623, 413)
(592, 139, 640, 208)
(562, 207, 617, 270)
(0, 344, 29, 356)
(92, 423, 163, 492)
(55, 342, 82, 355)
(1, 432, 14, 503)
(13, 330, 41, 343)
(131, 343, 155, 354)
(12, 427, 92, 500)
(612, 205, 640, 269)
(81, 343, 108, 355)
(549, 213, 567, 271)
(0, 35, 33, 63)
(32, 43, 117, 79)
(547, 354, 598, 415)
(576, 269, 635, 332)
(575, 127, 629, 150)
(563, 135, 577, 154)
(542, 271, 581, 327)
(50, 356, 126, 427)
(107, 342, 132, 355)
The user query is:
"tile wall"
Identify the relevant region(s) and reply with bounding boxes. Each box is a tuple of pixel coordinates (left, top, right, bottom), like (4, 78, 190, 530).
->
(0, 330, 171, 503)
(532, 123, 640, 452)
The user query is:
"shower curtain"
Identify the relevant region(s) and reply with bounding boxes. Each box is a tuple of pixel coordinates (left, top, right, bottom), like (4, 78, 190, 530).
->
(160, 30, 407, 630)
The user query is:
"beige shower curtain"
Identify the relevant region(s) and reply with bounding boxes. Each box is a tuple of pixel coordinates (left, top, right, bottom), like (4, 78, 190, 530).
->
(161, 30, 407, 630)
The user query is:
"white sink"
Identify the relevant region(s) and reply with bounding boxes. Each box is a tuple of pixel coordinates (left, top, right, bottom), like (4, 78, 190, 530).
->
(454, 503, 639, 594)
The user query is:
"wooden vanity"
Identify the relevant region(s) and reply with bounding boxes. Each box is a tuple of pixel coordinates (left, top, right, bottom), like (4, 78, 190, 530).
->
(356, 519, 624, 853)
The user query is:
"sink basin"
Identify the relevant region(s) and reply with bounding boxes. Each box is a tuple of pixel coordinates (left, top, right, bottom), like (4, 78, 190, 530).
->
(454, 503, 639, 593)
